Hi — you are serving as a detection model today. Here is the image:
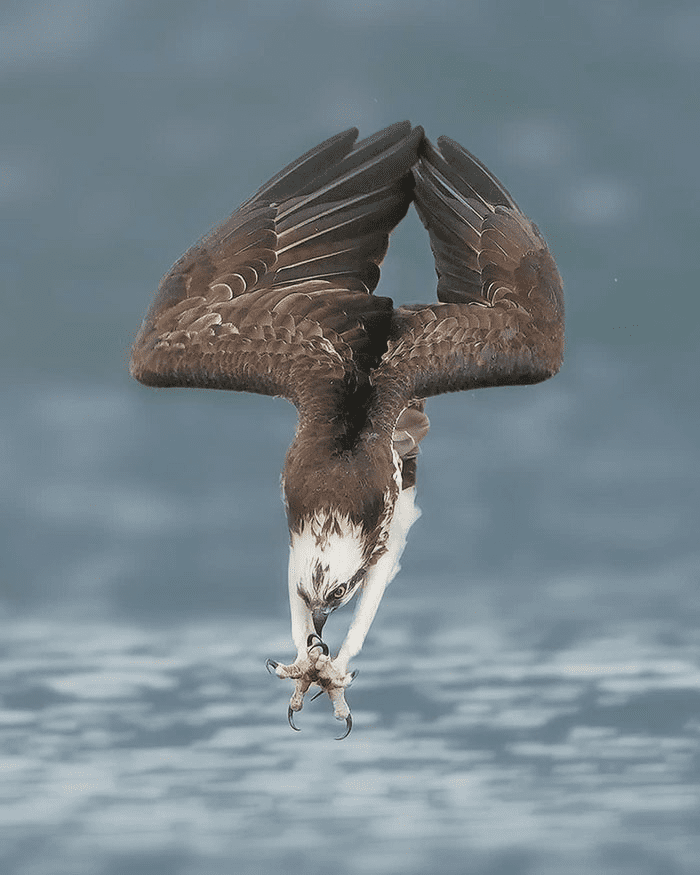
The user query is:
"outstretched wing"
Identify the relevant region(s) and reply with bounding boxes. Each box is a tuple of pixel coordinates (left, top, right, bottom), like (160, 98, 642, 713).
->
(130, 122, 422, 409)
(374, 135, 564, 402)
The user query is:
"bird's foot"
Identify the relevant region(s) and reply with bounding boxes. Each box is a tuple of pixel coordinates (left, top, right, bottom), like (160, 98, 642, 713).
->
(266, 635, 356, 738)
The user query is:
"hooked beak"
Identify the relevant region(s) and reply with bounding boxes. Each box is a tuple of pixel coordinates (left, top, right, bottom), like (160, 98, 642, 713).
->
(312, 606, 329, 636)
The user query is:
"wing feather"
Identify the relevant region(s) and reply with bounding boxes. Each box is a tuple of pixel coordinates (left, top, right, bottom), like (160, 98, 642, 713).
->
(372, 134, 564, 406)
(131, 123, 422, 408)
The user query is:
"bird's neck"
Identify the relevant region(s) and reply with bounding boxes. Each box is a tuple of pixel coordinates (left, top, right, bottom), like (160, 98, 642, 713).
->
(283, 427, 397, 543)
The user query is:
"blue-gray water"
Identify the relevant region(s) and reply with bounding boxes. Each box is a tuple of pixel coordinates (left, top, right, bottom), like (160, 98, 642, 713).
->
(1, 2, 699, 873)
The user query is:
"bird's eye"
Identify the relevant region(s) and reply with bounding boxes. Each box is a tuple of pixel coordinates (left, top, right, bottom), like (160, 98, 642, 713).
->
(330, 585, 347, 601)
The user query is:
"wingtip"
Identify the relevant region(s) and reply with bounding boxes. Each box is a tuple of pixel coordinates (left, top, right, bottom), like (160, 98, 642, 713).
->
(418, 132, 519, 210)
(353, 119, 415, 154)
(128, 356, 140, 384)
(336, 125, 360, 142)
(406, 123, 425, 148)
(378, 119, 412, 136)
(434, 134, 460, 152)
(417, 132, 439, 161)
(434, 135, 492, 176)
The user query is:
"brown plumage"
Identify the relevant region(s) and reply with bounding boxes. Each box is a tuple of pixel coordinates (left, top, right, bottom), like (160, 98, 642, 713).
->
(379, 135, 564, 402)
(130, 122, 564, 736)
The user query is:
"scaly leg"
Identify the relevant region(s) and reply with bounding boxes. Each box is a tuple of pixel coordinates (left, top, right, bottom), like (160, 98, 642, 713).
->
(335, 486, 419, 673)
(330, 485, 420, 725)
(266, 550, 355, 736)
(268, 487, 420, 736)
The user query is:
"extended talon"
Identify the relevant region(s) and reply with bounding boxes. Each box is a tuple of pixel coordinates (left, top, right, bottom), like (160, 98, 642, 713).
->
(310, 668, 358, 702)
(306, 633, 329, 656)
(269, 646, 354, 735)
(288, 706, 301, 732)
(335, 714, 352, 740)
(304, 693, 353, 737)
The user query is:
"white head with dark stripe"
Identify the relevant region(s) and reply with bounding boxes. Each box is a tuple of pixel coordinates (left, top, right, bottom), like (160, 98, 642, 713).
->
(288, 511, 379, 636)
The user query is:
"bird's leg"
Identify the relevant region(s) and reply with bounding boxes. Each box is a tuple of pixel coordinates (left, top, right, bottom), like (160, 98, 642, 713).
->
(266, 632, 355, 736)
(335, 487, 419, 673)
(334, 550, 395, 675)
(266, 574, 353, 732)
(265, 579, 319, 708)
(267, 487, 420, 735)
(267, 547, 400, 734)
(264, 581, 355, 734)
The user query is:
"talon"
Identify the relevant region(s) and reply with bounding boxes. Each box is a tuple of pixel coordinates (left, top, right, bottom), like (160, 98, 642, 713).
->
(349, 669, 359, 684)
(265, 659, 279, 675)
(335, 713, 352, 740)
(306, 633, 329, 656)
(288, 706, 301, 732)
(309, 688, 324, 702)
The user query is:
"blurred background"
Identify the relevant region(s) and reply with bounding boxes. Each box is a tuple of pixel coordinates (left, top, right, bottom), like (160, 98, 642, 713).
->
(1, 1, 698, 873)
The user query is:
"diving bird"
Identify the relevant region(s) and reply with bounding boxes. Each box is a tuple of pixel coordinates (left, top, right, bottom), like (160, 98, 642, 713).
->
(130, 122, 564, 738)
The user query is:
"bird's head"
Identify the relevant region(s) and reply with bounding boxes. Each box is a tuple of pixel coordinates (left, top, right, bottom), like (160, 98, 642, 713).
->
(288, 512, 380, 636)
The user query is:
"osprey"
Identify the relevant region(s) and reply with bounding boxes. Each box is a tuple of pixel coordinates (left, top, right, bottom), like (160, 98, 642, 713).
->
(131, 122, 564, 738)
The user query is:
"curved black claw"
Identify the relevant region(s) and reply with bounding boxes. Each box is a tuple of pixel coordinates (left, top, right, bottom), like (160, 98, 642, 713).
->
(335, 713, 353, 741)
(306, 633, 329, 656)
(288, 706, 301, 732)
(310, 669, 358, 703)
(265, 659, 279, 675)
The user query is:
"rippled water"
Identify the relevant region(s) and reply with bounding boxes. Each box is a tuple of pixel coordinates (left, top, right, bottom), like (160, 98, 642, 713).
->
(2, 608, 699, 875)
(2, 1, 699, 872)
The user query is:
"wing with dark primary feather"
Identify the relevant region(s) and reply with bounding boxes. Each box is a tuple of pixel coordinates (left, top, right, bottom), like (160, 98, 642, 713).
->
(130, 122, 423, 409)
(374, 135, 564, 403)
